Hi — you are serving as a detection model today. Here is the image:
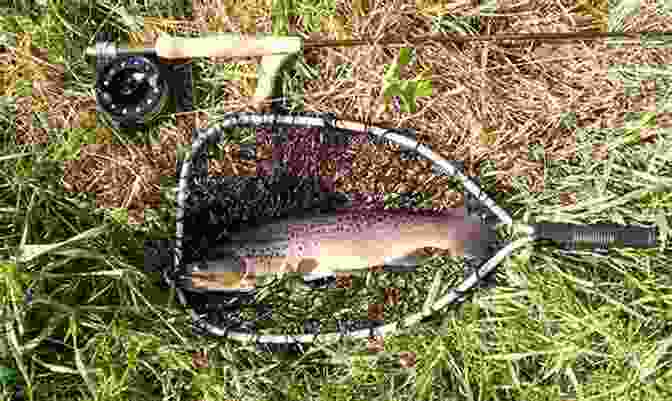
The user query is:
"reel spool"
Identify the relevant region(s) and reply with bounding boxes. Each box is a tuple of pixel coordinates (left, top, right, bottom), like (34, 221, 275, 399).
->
(92, 39, 194, 130)
(95, 55, 170, 128)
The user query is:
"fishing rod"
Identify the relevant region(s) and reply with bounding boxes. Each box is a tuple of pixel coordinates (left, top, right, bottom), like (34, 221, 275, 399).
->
(86, 30, 672, 58)
(85, 30, 672, 128)
(301, 30, 672, 48)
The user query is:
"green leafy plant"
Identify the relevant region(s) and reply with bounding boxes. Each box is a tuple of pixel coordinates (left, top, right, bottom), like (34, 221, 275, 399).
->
(430, 14, 480, 34)
(14, 79, 33, 97)
(106, 208, 129, 226)
(318, 382, 355, 401)
(335, 63, 353, 80)
(47, 128, 97, 161)
(381, 48, 432, 114)
(0, 366, 17, 385)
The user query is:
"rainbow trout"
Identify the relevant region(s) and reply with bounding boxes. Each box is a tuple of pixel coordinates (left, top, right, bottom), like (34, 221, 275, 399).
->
(184, 206, 494, 291)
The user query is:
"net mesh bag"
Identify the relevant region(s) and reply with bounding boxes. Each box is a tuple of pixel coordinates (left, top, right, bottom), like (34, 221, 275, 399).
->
(145, 110, 504, 351)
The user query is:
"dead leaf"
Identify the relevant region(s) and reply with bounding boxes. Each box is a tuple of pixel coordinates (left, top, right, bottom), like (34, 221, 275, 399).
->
(192, 350, 209, 369)
(399, 351, 416, 368)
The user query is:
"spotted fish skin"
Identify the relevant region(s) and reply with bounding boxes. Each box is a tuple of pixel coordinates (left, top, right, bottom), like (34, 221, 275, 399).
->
(188, 207, 492, 290)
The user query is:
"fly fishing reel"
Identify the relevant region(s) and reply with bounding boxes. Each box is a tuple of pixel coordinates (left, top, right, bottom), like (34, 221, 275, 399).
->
(91, 37, 194, 129)
(96, 55, 169, 127)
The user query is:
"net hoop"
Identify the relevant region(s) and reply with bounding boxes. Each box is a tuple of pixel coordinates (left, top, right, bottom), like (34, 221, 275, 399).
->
(171, 111, 523, 346)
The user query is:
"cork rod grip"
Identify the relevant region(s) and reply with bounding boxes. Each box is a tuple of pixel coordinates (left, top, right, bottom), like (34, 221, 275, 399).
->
(154, 33, 303, 59)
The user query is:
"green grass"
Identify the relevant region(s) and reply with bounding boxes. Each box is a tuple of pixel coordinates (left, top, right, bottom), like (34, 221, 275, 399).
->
(0, 1, 671, 401)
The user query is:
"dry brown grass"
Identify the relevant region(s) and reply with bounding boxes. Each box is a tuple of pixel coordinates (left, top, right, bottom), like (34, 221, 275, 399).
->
(7, 0, 670, 224)
(61, 110, 257, 224)
(3, 32, 99, 147)
(283, 0, 669, 202)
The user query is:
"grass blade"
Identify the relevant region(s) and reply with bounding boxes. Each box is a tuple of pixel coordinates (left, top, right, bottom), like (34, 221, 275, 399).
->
(73, 330, 96, 399)
(4, 320, 31, 396)
(17, 225, 108, 263)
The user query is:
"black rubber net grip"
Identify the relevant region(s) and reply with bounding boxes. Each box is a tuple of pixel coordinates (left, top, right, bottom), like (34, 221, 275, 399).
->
(532, 222, 658, 250)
